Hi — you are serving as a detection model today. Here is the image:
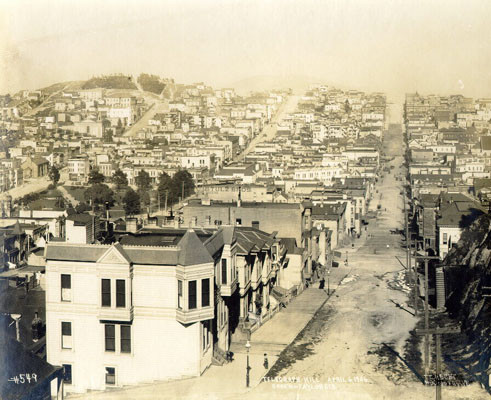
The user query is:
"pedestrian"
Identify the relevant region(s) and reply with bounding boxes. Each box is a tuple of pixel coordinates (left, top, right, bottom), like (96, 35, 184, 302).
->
(31, 312, 42, 342)
(319, 278, 325, 289)
(24, 274, 29, 295)
(263, 353, 269, 369)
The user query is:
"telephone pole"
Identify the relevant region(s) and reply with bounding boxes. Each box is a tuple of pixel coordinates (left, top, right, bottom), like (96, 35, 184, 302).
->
(413, 254, 440, 374)
(165, 190, 168, 214)
(416, 325, 460, 400)
(403, 190, 415, 313)
(404, 190, 419, 315)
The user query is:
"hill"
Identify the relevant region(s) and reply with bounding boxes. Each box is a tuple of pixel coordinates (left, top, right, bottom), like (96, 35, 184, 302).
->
(82, 74, 137, 90)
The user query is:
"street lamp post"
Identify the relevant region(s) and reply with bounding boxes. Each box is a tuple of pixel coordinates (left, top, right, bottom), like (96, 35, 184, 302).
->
(245, 340, 251, 387)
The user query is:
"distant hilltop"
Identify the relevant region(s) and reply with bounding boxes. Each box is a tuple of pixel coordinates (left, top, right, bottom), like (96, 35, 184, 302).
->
(19, 73, 175, 98)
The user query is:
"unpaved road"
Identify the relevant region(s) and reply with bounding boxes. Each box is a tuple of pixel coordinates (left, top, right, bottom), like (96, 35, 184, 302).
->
(244, 124, 488, 400)
(233, 95, 299, 162)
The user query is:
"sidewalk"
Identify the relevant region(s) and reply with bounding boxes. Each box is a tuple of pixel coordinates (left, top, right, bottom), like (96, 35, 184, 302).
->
(231, 286, 331, 356)
(70, 282, 347, 400)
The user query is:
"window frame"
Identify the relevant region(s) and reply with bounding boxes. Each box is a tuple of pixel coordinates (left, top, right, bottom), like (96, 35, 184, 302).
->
(177, 280, 183, 309)
(188, 280, 197, 310)
(101, 279, 111, 307)
(221, 259, 227, 285)
(61, 274, 71, 302)
(105, 367, 116, 385)
(120, 325, 131, 354)
(201, 278, 210, 308)
(61, 321, 72, 349)
(62, 364, 72, 385)
(116, 279, 126, 308)
(104, 324, 116, 352)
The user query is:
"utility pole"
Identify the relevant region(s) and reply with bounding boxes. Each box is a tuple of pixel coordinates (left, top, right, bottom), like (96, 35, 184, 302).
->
(165, 190, 168, 215)
(403, 190, 414, 314)
(413, 254, 440, 374)
(416, 325, 460, 400)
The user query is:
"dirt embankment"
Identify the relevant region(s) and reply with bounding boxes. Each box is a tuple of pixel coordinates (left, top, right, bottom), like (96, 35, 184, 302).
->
(442, 213, 491, 391)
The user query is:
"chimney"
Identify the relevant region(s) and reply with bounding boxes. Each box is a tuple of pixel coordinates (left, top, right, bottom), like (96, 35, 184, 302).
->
(126, 217, 138, 233)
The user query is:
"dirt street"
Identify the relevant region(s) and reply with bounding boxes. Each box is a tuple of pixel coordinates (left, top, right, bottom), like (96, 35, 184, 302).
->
(244, 125, 489, 400)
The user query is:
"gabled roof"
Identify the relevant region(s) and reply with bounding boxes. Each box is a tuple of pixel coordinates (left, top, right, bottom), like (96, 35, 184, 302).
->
(97, 242, 132, 264)
(11, 220, 24, 235)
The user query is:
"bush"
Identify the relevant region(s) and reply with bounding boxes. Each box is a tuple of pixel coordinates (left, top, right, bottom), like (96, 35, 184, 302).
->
(137, 73, 166, 94)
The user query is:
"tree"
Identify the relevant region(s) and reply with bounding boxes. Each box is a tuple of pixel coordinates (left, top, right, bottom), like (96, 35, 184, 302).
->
(123, 188, 140, 216)
(88, 169, 105, 185)
(48, 165, 60, 186)
(157, 172, 171, 205)
(344, 99, 352, 114)
(103, 126, 113, 143)
(135, 170, 151, 192)
(112, 168, 128, 189)
(168, 170, 195, 205)
(84, 183, 114, 207)
(75, 202, 92, 213)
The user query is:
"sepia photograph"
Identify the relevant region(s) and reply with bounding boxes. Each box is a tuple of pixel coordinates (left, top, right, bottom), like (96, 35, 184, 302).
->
(0, 0, 490, 399)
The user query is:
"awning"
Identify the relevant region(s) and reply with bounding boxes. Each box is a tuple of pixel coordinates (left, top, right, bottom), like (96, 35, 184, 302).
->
(0, 265, 45, 280)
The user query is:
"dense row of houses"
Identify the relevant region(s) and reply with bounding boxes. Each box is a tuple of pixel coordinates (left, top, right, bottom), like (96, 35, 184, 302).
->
(404, 93, 490, 261)
(0, 82, 386, 396)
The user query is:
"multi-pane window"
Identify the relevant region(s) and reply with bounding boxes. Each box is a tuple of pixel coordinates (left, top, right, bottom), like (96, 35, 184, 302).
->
(101, 279, 111, 307)
(221, 259, 227, 285)
(201, 278, 210, 307)
(188, 281, 197, 309)
(104, 324, 115, 352)
(120, 325, 131, 353)
(443, 233, 448, 245)
(62, 364, 72, 384)
(61, 322, 72, 349)
(177, 280, 183, 309)
(61, 274, 71, 302)
(116, 280, 126, 308)
(105, 367, 115, 385)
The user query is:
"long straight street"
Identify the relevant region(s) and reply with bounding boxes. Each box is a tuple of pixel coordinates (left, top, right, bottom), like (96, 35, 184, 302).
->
(233, 95, 300, 162)
(244, 124, 489, 400)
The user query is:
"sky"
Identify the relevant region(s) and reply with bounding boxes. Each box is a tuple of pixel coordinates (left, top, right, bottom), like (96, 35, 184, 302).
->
(1, 0, 491, 100)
